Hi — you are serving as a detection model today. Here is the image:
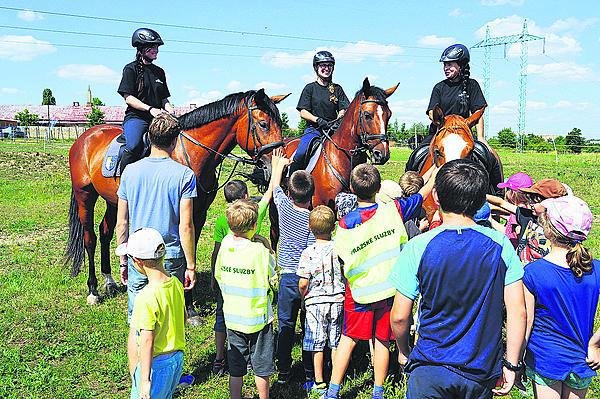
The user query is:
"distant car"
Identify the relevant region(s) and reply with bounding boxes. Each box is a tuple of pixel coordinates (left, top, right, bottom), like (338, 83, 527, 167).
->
(1, 127, 26, 139)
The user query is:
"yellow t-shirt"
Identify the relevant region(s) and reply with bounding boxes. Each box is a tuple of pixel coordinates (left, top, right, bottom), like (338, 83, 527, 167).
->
(132, 276, 185, 357)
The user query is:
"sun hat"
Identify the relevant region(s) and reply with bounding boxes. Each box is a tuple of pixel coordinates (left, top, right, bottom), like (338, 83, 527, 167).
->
(497, 172, 533, 191)
(115, 227, 166, 259)
(335, 192, 358, 219)
(519, 178, 567, 199)
(540, 196, 593, 242)
(376, 180, 404, 204)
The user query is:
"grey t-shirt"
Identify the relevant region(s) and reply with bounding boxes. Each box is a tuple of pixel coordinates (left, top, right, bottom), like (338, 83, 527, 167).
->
(297, 241, 345, 306)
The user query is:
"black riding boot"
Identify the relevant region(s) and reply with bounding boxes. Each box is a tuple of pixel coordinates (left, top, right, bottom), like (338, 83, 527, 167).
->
(287, 160, 302, 177)
(119, 148, 136, 175)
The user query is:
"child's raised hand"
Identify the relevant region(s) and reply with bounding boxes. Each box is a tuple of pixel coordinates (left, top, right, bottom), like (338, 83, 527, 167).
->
(272, 147, 290, 170)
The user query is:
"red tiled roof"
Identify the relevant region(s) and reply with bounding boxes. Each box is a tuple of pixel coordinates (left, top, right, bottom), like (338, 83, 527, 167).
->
(0, 105, 197, 124)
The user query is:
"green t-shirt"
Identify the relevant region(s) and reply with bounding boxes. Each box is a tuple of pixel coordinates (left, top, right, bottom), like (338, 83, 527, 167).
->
(132, 276, 185, 357)
(213, 198, 269, 243)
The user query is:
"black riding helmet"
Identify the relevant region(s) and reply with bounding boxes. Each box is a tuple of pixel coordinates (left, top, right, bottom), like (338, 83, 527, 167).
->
(313, 51, 335, 68)
(439, 44, 470, 64)
(132, 28, 164, 49)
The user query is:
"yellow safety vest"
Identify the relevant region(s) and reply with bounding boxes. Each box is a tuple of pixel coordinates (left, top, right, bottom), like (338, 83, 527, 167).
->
(334, 202, 408, 304)
(215, 235, 273, 334)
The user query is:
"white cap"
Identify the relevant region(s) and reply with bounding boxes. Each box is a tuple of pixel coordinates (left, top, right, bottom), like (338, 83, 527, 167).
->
(115, 228, 166, 259)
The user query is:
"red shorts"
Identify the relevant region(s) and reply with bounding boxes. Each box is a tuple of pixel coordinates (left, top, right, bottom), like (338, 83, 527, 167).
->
(342, 282, 394, 342)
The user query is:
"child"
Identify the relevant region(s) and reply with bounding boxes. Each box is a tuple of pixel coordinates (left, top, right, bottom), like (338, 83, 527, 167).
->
(210, 174, 275, 375)
(474, 201, 492, 228)
(398, 172, 430, 238)
(297, 205, 345, 395)
(389, 159, 527, 398)
(215, 199, 277, 399)
(487, 178, 567, 264)
(271, 153, 316, 386)
(117, 228, 186, 399)
(523, 195, 600, 399)
(326, 163, 436, 399)
(495, 172, 534, 247)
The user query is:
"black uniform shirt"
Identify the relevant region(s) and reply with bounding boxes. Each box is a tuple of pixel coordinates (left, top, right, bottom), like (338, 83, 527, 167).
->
(297, 82, 350, 128)
(118, 61, 171, 122)
(426, 77, 487, 122)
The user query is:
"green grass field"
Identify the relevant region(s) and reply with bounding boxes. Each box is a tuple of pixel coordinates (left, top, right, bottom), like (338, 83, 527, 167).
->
(0, 140, 598, 399)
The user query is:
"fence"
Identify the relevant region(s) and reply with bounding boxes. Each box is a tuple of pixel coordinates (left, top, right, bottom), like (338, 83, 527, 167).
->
(0, 124, 120, 141)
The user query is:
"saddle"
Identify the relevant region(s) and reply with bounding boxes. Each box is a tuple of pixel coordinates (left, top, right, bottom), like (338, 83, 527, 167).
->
(405, 141, 502, 196)
(101, 133, 151, 178)
(296, 135, 324, 169)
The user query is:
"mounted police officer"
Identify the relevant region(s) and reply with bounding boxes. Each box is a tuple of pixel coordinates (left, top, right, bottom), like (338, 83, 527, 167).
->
(117, 28, 175, 174)
(292, 51, 350, 172)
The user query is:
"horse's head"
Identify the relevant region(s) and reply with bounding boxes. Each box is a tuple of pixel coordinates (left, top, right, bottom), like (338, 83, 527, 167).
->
(235, 89, 289, 162)
(348, 78, 399, 165)
(429, 105, 485, 166)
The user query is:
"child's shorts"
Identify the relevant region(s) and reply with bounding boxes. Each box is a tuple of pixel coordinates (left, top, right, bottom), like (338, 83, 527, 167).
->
(227, 324, 275, 378)
(526, 366, 593, 390)
(130, 350, 183, 399)
(303, 302, 344, 352)
(343, 287, 394, 342)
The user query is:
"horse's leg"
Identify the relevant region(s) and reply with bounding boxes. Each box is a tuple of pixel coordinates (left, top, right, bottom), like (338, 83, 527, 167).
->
(75, 187, 101, 305)
(99, 201, 118, 297)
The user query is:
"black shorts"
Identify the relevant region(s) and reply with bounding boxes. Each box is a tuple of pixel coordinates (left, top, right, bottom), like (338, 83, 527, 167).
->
(227, 323, 275, 377)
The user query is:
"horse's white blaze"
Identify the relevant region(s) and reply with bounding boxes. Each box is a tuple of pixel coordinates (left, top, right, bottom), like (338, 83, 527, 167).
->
(377, 106, 385, 135)
(442, 133, 468, 161)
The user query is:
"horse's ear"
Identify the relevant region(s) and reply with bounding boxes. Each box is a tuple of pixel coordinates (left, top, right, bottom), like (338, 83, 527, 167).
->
(384, 82, 400, 98)
(254, 88, 267, 107)
(432, 105, 445, 127)
(270, 93, 291, 104)
(466, 107, 486, 128)
(362, 77, 371, 95)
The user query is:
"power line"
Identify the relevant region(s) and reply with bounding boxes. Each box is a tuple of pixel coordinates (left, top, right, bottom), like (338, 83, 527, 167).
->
(0, 5, 437, 50)
(0, 24, 439, 57)
(0, 38, 441, 63)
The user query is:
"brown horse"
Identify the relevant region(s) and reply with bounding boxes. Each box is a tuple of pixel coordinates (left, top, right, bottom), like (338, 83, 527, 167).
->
(66, 89, 289, 304)
(269, 78, 399, 244)
(419, 105, 491, 219)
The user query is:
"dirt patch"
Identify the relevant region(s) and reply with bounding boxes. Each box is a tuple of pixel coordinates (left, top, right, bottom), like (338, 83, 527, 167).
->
(0, 151, 69, 180)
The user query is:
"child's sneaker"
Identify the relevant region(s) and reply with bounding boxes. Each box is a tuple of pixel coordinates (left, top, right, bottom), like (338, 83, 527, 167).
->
(276, 371, 290, 384)
(177, 374, 195, 390)
(303, 380, 315, 392)
(212, 358, 226, 376)
(311, 382, 327, 396)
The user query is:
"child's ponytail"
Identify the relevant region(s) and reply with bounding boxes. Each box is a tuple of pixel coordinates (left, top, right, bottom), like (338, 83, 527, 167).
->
(566, 242, 593, 278)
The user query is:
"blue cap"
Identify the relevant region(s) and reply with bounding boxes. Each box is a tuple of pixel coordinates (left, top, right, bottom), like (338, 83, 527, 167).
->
(474, 202, 491, 222)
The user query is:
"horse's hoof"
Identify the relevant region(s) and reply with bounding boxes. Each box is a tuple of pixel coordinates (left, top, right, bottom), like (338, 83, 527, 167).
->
(86, 294, 100, 305)
(105, 283, 118, 297)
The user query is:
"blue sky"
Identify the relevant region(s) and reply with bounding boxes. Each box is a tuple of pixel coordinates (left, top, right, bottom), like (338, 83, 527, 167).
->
(0, 1, 599, 138)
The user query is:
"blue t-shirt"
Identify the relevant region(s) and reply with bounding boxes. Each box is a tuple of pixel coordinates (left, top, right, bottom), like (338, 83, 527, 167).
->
(524, 258, 600, 381)
(117, 157, 197, 259)
(273, 186, 315, 273)
(389, 224, 523, 382)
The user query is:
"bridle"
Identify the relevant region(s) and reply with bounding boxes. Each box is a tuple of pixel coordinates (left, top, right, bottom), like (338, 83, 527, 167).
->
(320, 95, 390, 190)
(178, 93, 284, 193)
(431, 121, 473, 167)
(356, 97, 389, 157)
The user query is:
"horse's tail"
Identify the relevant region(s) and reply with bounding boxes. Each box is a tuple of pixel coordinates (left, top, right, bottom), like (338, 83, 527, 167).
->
(65, 189, 85, 277)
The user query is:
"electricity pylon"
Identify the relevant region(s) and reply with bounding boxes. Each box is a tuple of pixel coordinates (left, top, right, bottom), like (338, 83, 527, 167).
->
(472, 20, 545, 151)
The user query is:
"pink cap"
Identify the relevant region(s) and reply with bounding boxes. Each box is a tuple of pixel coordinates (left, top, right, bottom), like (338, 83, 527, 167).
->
(497, 172, 533, 191)
(541, 196, 593, 242)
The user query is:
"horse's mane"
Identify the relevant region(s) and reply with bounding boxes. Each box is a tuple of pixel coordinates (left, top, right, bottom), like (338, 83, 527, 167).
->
(354, 85, 388, 104)
(178, 90, 281, 130)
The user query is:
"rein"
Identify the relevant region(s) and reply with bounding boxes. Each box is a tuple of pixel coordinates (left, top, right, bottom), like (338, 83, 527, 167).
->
(319, 95, 389, 190)
(177, 94, 283, 193)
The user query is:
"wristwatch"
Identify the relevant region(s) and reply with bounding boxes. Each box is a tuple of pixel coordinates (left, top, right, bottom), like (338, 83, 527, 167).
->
(503, 358, 524, 372)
